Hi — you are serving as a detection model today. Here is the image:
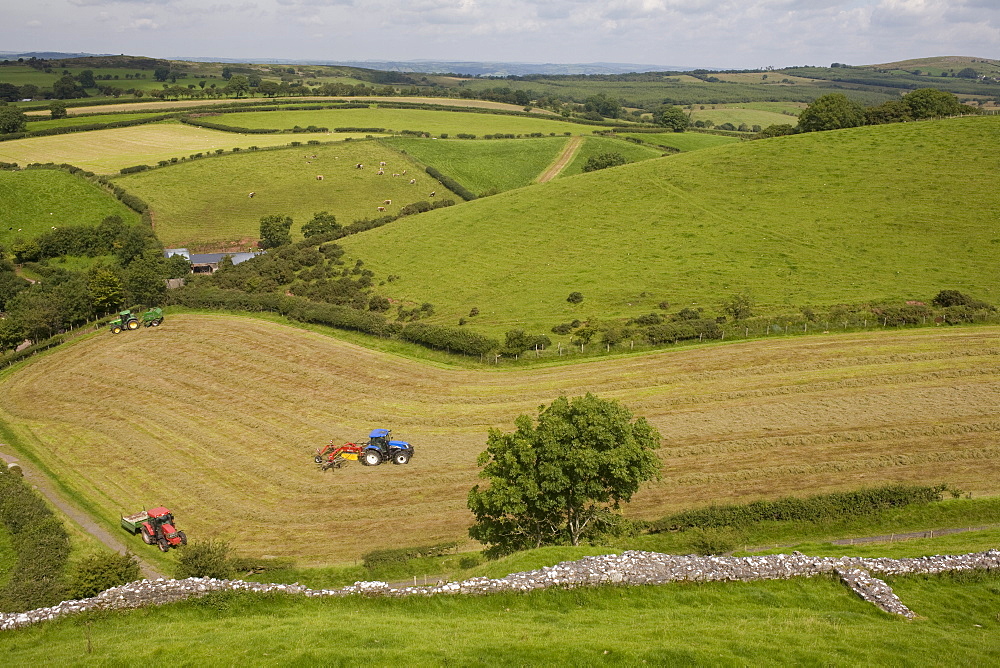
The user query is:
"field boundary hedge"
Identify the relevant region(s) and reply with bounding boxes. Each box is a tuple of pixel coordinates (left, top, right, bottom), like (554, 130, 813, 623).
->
(652, 484, 951, 532)
(0, 465, 70, 612)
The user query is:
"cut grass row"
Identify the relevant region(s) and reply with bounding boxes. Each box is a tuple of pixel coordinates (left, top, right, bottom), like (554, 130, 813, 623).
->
(0, 316, 996, 564)
(339, 116, 1000, 334)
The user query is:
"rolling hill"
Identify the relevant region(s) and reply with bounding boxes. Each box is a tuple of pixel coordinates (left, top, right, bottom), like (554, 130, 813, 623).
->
(337, 115, 1000, 334)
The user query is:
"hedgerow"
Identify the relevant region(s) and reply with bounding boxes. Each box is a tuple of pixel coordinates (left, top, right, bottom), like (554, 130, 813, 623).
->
(362, 541, 460, 568)
(425, 165, 477, 201)
(0, 466, 70, 612)
(652, 484, 949, 532)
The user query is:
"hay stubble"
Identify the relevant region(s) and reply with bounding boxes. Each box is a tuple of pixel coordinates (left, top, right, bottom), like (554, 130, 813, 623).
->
(1, 316, 997, 563)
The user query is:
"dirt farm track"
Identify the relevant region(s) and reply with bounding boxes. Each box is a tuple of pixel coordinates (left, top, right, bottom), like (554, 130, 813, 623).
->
(1, 315, 997, 563)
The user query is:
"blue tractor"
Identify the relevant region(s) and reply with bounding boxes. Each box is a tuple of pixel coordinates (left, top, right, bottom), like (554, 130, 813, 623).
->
(360, 428, 414, 466)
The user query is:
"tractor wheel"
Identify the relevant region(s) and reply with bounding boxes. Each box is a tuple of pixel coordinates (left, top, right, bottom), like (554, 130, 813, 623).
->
(178, 531, 188, 546)
(158, 538, 170, 552)
(111, 326, 122, 334)
(391, 451, 411, 465)
(152, 319, 162, 326)
(362, 450, 382, 466)
(314, 455, 324, 464)
(127, 320, 139, 330)
(141, 526, 154, 544)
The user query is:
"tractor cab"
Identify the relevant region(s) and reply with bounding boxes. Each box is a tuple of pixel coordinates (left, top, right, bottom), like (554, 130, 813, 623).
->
(368, 428, 392, 455)
(146, 506, 174, 529)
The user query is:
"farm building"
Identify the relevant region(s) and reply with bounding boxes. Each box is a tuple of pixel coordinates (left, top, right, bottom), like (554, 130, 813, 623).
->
(164, 249, 259, 274)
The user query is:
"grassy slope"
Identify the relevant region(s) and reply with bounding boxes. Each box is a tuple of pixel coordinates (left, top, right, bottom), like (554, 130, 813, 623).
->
(381, 136, 569, 195)
(0, 170, 140, 246)
(208, 107, 600, 136)
(0, 122, 334, 174)
(622, 130, 742, 151)
(339, 116, 1000, 333)
(0, 316, 997, 564)
(557, 136, 668, 178)
(0, 557, 997, 664)
(114, 140, 456, 248)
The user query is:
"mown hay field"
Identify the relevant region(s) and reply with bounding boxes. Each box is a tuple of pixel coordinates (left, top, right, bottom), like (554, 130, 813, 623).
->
(0, 169, 141, 246)
(1, 316, 997, 564)
(25, 112, 167, 132)
(341, 116, 1000, 334)
(114, 140, 457, 247)
(0, 123, 335, 174)
(207, 107, 599, 136)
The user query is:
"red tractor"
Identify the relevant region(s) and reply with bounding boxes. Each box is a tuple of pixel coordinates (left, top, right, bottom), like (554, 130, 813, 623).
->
(121, 507, 187, 552)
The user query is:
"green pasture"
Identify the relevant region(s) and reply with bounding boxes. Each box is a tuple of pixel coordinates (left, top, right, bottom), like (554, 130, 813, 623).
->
(207, 107, 600, 137)
(339, 116, 1000, 335)
(687, 107, 797, 128)
(25, 112, 165, 131)
(0, 123, 334, 174)
(1, 564, 997, 665)
(382, 136, 569, 195)
(557, 136, 667, 178)
(0, 170, 140, 246)
(620, 131, 741, 152)
(115, 140, 457, 247)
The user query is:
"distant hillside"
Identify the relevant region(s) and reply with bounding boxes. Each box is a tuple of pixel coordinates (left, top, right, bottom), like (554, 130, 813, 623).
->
(340, 116, 1000, 334)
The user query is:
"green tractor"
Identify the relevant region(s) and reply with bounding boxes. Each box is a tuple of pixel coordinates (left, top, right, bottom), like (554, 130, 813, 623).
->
(108, 308, 164, 334)
(109, 310, 140, 334)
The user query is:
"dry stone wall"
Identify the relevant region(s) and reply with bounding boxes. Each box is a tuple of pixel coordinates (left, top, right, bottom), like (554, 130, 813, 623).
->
(2, 549, 997, 631)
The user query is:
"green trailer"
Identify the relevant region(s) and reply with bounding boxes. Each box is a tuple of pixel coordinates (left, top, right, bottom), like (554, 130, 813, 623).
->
(142, 308, 164, 327)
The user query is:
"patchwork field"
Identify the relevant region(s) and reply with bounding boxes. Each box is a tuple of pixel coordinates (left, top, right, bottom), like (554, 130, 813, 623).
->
(382, 136, 570, 195)
(340, 116, 1000, 333)
(621, 131, 742, 151)
(0, 169, 141, 246)
(207, 107, 599, 136)
(114, 140, 456, 247)
(1, 317, 997, 565)
(25, 112, 166, 131)
(0, 123, 334, 174)
(556, 136, 667, 178)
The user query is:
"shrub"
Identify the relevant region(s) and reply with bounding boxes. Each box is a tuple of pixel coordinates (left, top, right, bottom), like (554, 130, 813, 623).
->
(175, 540, 236, 579)
(68, 551, 140, 599)
(582, 152, 627, 173)
(567, 291, 584, 304)
(686, 528, 739, 555)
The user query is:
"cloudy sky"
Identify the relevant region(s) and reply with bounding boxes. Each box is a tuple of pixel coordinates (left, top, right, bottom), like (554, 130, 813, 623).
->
(3, 0, 998, 69)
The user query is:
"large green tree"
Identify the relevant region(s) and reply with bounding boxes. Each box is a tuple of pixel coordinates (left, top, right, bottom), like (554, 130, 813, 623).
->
(0, 106, 28, 134)
(302, 211, 341, 239)
(225, 75, 251, 99)
(797, 93, 866, 132)
(468, 394, 661, 556)
(653, 105, 688, 132)
(902, 88, 964, 119)
(259, 214, 293, 249)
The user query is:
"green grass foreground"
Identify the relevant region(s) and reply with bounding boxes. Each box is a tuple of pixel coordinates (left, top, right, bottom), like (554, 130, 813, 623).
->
(1, 572, 998, 665)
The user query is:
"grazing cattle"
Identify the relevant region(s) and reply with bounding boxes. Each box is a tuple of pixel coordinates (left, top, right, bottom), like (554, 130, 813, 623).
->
(248, 192, 256, 198)
(377, 169, 384, 175)
(429, 191, 436, 197)
(356, 163, 363, 169)
(409, 178, 416, 184)
(392, 173, 400, 177)
(379, 161, 387, 166)
(401, 170, 406, 175)
(377, 206, 386, 212)
(316, 175, 324, 180)
(383, 199, 392, 205)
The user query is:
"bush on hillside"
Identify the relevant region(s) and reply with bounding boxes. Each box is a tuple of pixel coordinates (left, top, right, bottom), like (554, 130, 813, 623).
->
(68, 551, 140, 599)
(175, 540, 235, 580)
